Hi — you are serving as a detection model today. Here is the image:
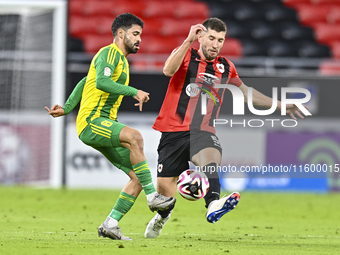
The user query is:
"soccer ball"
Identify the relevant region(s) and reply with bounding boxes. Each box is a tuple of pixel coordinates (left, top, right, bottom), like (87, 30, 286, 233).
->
(177, 170, 209, 201)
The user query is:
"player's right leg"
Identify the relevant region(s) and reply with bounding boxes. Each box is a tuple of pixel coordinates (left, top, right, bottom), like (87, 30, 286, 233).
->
(191, 138, 240, 224)
(119, 125, 176, 212)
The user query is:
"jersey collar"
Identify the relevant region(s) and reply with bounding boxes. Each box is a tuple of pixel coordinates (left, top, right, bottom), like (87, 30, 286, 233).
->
(111, 43, 124, 57)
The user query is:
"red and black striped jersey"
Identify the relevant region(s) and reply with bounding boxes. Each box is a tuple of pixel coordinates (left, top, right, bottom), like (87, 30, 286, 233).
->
(153, 47, 242, 134)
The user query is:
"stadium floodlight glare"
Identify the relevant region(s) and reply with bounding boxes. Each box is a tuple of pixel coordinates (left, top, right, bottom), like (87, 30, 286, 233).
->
(0, 0, 67, 187)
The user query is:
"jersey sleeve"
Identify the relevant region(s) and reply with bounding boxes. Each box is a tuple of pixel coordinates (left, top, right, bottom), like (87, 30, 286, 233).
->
(94, 48, 138, 97)
(62, 76, 86, 115)
(227, 60, 242, 87)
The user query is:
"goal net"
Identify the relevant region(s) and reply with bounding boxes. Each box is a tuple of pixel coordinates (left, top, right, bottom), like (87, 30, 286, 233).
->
(0, 0, 67, 187)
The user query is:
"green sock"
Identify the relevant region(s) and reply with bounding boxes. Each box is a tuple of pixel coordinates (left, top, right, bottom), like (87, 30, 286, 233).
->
(109, 191, 136, 221)
(133, 160, 156, 195)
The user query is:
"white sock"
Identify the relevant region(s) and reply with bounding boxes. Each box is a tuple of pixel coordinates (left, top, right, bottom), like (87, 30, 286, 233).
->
(105, 216, 118, 228)
(146, 191, 157, 202)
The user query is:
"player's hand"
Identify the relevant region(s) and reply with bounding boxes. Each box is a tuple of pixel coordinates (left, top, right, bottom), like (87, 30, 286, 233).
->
(285, 104, 309, 120)
(185, 24, 207, 43)
(133, 90, 150, 111)
(45, 104, 65, 117)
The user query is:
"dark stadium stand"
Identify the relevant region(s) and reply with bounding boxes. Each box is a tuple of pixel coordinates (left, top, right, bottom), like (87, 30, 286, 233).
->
(282, 0, 340, 73)
(67, 0, 340, 74)
(204, 0, 332, 58)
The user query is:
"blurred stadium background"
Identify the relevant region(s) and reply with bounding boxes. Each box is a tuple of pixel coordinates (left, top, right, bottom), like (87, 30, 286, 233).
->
(1, 0, 340, 193)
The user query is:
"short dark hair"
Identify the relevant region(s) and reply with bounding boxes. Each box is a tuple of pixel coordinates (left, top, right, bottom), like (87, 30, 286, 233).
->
(202, 17, 227, 33)
(111, 13, 144, 37)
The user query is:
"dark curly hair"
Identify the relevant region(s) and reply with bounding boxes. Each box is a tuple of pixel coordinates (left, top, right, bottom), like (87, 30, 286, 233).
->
(202, 17, 227, 33)
(111, 13, 144, 37)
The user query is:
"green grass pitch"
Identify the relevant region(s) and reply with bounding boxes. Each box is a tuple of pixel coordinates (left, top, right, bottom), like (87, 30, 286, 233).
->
(1, 186, 340, 255)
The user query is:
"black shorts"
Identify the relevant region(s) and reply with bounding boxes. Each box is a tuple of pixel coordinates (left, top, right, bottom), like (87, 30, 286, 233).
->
(156, 131, 222, 177)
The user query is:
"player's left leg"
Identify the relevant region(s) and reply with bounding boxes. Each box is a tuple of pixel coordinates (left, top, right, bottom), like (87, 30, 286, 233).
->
(95, 146, 141, 240)
(145, 131, 190, 238)
(191, 147, 222, 206)
(145, 177, 177, 238)
(191, 134, 240, 224)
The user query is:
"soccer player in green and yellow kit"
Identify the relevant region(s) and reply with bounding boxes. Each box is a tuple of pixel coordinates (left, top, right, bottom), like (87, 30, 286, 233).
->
(45, 13, 175, 241)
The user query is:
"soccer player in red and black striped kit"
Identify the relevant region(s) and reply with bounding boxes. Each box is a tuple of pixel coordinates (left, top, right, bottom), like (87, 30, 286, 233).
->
(145, 18, 306, 238)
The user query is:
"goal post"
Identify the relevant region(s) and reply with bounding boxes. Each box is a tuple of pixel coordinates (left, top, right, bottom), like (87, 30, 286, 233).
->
(0, 0, 67, 187)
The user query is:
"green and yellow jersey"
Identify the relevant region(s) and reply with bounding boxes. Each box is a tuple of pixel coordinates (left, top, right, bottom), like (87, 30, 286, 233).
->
(63, 43, 137, 136)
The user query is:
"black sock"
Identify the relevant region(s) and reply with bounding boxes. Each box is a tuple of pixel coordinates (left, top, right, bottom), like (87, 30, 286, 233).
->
(158, 200, 176, 218)
(202, 163, 221, 208)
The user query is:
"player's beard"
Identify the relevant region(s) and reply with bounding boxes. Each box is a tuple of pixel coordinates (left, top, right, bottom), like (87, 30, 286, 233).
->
(202, 44, 219, 61)
(124, 35, 139, 54)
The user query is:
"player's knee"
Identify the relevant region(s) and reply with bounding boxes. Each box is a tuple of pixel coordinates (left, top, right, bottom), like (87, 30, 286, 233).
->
(129, 129, 144, 150)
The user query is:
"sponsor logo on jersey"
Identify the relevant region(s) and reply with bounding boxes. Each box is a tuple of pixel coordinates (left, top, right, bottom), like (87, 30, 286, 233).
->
(186, 82, 222, 107)
(201, 91, 220, 104)
(197, 73, 220, 85)
(104, 67, 111, 77)
(186, 83, 200, 97)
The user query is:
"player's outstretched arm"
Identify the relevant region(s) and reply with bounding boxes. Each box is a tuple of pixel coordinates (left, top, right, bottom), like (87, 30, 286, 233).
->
(62, 76, 86, 114)
(45, 76, 87, 118)
(133, 90, 150, 111)
(239, 83, 308, 120)
(45, 104, 65, 118)
(163, 24, 207, 77)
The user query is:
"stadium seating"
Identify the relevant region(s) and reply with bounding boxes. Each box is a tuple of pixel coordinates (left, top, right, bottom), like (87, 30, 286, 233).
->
(137, 36, 178, 54)
(313, 0, 340, 5)
(314, 23, 340, 45)
(293, 5, 330, 26)
(68, 0, 213, 55)
(327, 7, 340, 24)
(329, 41, 340, 58)
(204, 0, 331, 58)
(280, 23, 315, 41)
(219, 39, 243, 56)
(174, 2, 210, 19)
(285, 0, 340, 62)
(82, 34, 113, 53)
(69, 15, 98, 38)
(319, 60, 340, 75)
(142, 2, 176, 18)
(67, 0, 340, 75)
(263, 4, 298, 22)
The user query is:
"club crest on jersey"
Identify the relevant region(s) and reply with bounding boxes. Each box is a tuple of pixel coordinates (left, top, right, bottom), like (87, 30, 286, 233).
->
(158, 164, 163, 173)
(104, 67, 111, 76)
(216, 63, 225, 73)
